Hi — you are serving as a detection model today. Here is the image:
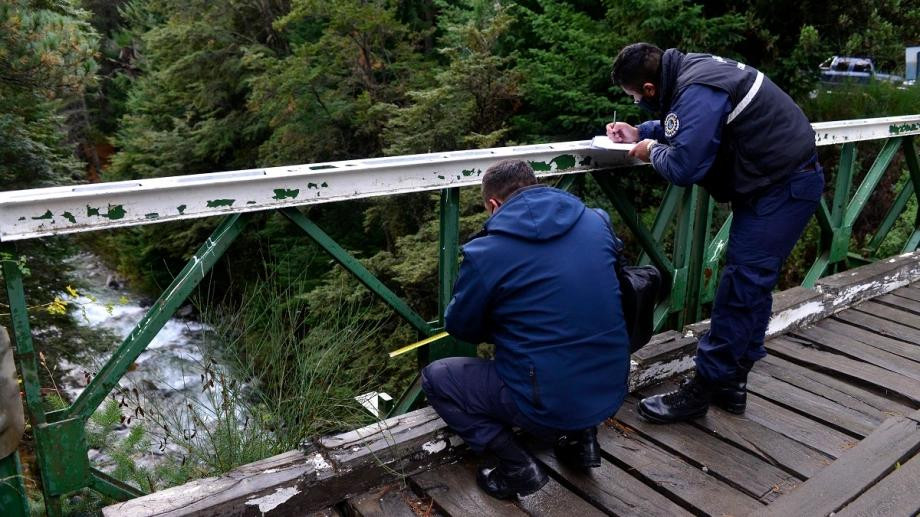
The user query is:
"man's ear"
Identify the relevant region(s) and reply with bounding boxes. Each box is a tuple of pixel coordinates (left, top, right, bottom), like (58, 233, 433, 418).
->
(642, 82, 657, 97)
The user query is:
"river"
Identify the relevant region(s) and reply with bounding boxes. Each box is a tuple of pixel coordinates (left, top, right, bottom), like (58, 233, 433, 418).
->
(57, 252, 222, 471)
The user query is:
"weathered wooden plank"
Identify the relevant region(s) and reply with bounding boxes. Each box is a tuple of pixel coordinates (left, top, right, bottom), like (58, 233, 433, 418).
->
(793, 324, 920, 382)
(684, 286, 832, 341)
(834, 309, 920, 348)
(854, 299, 920, 331)
(836, 452, 920, 517)
(693, 405, 833, 479)
(766, 337, 920, 405)
(815, 317, 920, 364)
(347, 485, 421, 517)
(410, 460, 529, 517)
(877, 291, 920, 315)
(614, 400, 800, 500)
(747, 370, 879, 437)
(535, 449, 693, 517)
(307, 508, 342, 517)
(639, 379, 835, 479)
(891, 285, 920, 302)
(103, 408, 465, 517)
(753, 411, 920, 517)
(596, 421, 763, 516)
(814, 250, 920, 310)
(759, 355, 913, 419)
(516, 476, 605, 517)
(628, 332, 698, 392)
(743, 393, 857, 459)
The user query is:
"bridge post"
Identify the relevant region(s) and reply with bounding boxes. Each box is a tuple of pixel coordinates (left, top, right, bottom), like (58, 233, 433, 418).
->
(428, 187, 475, 362)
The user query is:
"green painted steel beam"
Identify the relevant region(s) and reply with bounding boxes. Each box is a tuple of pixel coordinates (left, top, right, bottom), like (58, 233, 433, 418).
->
(867, 179, 913, 255)
(0, 451, 28, 517)
(388, 374, 423, 417)
(60, 214, 249, 421)
(554, 175, 578, 192)
(684, 187, 710, 323)
(832, 143, 856, 228)
(905, 136, 920, 253)
(430, 188, 474, 361)
(89, 467, 145, 501)
(844, 138, 902, 228)
(701, 214, 732, 304)
(281, 207, 434, 336)
(802, 252, 830, 288)
(1, 254, 47, 426)
(592, 174, 675, 281)
(640, 184, 682, 267)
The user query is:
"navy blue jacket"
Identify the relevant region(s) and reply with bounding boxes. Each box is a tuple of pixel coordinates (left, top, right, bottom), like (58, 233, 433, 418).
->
(641, 50, 816, 201)
(444, 186, 631, 430)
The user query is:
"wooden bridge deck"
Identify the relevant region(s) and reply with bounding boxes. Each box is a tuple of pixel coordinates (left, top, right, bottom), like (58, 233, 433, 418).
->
(331, 285, 920, 517)
(104, 255, 920, 517)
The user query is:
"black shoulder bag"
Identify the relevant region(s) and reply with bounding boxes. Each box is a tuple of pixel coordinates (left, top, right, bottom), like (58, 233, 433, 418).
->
(594, 210, 663, 353)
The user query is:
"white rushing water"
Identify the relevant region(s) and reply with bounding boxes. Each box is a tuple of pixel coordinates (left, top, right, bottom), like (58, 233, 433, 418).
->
(55, 253, 226, 470)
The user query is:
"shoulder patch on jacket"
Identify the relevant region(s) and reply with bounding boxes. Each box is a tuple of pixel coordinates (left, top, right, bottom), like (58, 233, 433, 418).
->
(664, 112, 680, 138)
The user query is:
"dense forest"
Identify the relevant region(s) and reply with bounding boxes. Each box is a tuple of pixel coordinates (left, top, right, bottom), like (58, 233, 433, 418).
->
(2, 0, 919, 510)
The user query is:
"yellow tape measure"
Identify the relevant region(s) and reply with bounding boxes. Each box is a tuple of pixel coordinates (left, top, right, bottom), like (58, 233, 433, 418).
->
(388, 331, 450, 358)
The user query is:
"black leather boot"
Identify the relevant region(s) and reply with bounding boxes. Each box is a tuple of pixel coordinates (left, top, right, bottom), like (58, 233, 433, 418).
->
(637, 372, 714, 424)
(554, 426, 601, 469)
(711, 376, 747, 414)
(477, 435, 548, 499)
(712, 360, 753, 414)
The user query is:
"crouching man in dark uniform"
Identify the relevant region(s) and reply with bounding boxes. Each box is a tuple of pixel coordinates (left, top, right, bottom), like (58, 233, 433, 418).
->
(421, 160, 631, 499)
(607, 43, 824, 423)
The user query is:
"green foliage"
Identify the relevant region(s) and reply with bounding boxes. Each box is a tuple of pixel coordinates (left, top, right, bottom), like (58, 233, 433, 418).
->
(252, 0, 430, 164)
(0, 0, 97, 188)
(384, 0, 520, 154)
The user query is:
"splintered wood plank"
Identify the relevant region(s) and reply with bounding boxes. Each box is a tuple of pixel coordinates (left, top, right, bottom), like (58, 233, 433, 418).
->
(535, 450, 693, 517)
(596, 421, 763, 516)
(758, 355, 913, 419)
(794, 324, 920, 381)
(747, 370, 879, 437)
(765, 337, 920, 405)
(876, 291, 920, 315)
(836, 452, 920, 517)
(640, 380, 833, 479)
(348, 485, 423, 517)
(411, 460, 528, 517)
(515, 476, 605, 517)
(743, 394, 857, 459)
(753, 411, 920, 517)
(814, 317, 920, 364)
(614, 401, 800, 501)
(853, 300, 920, 331)
(834, 309, 920, 347)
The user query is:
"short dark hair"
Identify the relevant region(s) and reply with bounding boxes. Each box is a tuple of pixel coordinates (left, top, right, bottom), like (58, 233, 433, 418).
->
(482, 160, 537, 202)
(611, 43, 663, 90)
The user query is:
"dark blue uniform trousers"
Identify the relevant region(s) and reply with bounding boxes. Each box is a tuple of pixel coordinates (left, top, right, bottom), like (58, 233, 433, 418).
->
(421, 357, 558, 453)
(696, 166, 825, 382)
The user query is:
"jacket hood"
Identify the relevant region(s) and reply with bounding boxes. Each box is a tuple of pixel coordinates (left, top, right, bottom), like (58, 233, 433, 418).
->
(485, 186, 586, 241)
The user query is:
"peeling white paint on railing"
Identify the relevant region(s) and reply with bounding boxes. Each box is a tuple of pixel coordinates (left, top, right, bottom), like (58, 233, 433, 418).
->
(0, 115, 917, 241)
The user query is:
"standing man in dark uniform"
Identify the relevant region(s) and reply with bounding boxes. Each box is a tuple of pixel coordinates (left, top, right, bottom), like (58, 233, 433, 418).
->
(607, 43, 824, 423)
(421, 160, 631, 499)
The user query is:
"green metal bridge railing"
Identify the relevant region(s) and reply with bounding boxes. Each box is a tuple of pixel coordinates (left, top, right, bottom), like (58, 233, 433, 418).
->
(0, 114, 918, 515)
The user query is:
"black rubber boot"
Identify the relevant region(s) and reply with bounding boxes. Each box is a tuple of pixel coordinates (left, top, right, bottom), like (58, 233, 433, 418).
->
(477, 434, 548, 499)
(554, 426, 601, 469)
(637, 372, 714, 424)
